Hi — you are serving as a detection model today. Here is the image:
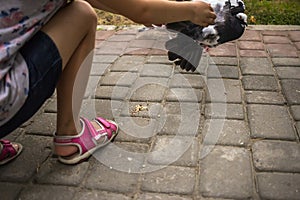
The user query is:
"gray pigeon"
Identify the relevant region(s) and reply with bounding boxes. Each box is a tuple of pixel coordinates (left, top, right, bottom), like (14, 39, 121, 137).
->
(165, 0, 247, 72)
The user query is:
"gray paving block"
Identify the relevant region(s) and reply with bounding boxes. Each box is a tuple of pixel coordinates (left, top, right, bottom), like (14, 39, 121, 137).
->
(0, 135, 52, 182)
(206, 79, 242, 103)
(85, 75, 102, 98)
(129, 39, 155, 48)
(242, 75, 279, 91)
(202, 119, 250, 147)
(209, 57, 238, 66)
(93, 54, 119, 63)
(110, 55, 145, 72)
(252, 140, 300, 172)
(24, 113, 56, 136)
(84, 161, 140, 193)
(0, 183, 23, 200)
(199, 146, 252, 199)
(130, 83, 167, 102)
(141, 166, 196, 194)
(169, 74, 205, 89)
(19, 185, 76, 200)
(245, 91, 286, 105)
(137, 193, 192, 200)
(95, 86, 129, 100)
(281, 79, 300, 105)
(100, 71, 138, 86)
(296, 122, 300, 138)
(247, 105, 296, 139)
(35, 158, 90, 186)
(163, 102, 201, 115)
(74, 190, 132, 200)
(140, 63, 173, 77)
(90, 63, 110, 76)
(207, 65, 239, 79)
(276, 67, 300, 79)
(95, 41, 128, 55)
(147, 55, 171, 64)
(166, 88, 203, 103)
(240, 57, 274, 75)
(114, 117, 158, 143)
(44, 98, 57, 113)
(291, 105, 300, 121)
(205, 103, 244, 120)
(272, 57, 300, 67)
(157, 113, 201, 136)
(148, 136, 199, 166)
(107, 34, 136, 42)
(120, 102, 162, 118)
(257, 172, 300, 200)
(85, 99, 122, 120)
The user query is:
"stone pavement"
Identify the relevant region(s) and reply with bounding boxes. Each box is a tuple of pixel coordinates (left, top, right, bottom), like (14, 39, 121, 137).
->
(1, 25, 300, 200)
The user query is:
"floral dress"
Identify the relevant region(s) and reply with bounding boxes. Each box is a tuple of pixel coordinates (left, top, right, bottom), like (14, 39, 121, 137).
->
(0, 0, 64, 126)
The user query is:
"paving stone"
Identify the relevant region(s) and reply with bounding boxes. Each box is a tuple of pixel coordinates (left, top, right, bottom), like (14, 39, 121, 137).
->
(247, 105, 296, 139)
(19, 185, 76, 200)
(166, 88, 203, 103)
(257, 172, 300, 200)
(120, 102, 162, 118)
(158, 113, 201, 136)
(291, 105, 300, 120)
(137, 193, 192, 200)
(100, 71, 138, 86)
(85, 75, 102, 98)
(169, 74, 205, 89)
(141, 166, 196, 194)
(0, 135, 52, 182)
(148, 136, 199, 166)
(240, 57, 274, 75)
(0, 183, 23, 200)
(24, 113, 56, 136)
(262, 30, 287, 36)
(242, 75, 279, 91)
(239, 30, 261, 41)
(96, 30, 115, 40)
(74, 190, 132, 200)
(206, 79, 242, 103)
(208, 43, 237, 57)
(114, 117, 158, 143)
(296, 122, 300, 136)
(35, 158, 90, 186)
(44, 98, 57, 113)
(129, 39, 155, 48)
(90, 63, 110, 76)
(107, 34, 136, 42)
(163, 102, 201, 115)
(239, 50, 268, 57)
(140, 63, 173, 77)
(130, 84, 167, 102)
(92, 54, 119, 63)
(263, 35, 291, 43)
(289, 31, 300, 42)
(84, 161, 140, 193)
(281, 79, 300, 105)
(202, 119, 250, 147)
(207, 65, 239, 79)
(245, 91, 286, 105)
(95, 41, 128, 54)
(147, 55, 171, 64)
(266, 44, 298, 57)
(205, 103, 244, 120)
(81, 99, 122, 120)
(199, 146, 252, 199)
(95, 86, 129, 100)
(252, 140, 300, 172)
(209, 56, 238, 66)
(276, 67, 300, 79)
(110, 55, 145, 72)
(238, 41, 264, 50)
(272, 57, 300, 67)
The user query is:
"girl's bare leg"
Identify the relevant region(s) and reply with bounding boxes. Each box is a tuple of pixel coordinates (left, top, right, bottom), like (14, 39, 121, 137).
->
(41, 0, 98, 156)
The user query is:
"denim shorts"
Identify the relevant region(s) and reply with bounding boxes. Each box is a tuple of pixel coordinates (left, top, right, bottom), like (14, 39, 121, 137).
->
(0, 31, 62, 138)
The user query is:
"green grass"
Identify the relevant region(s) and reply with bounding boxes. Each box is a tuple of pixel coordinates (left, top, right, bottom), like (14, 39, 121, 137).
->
(244, 0, 300, 25)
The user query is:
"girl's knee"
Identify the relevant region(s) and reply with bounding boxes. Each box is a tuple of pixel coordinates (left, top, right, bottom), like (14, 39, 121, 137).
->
(70, 0, 98, 27)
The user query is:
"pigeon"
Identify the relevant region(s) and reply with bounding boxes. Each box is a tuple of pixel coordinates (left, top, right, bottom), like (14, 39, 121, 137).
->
(165, 0, 247, 72)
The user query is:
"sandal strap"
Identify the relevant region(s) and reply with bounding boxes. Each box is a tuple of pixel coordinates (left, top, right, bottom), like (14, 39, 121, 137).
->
(54, 117, 117, 155)
(0, 140, 18, 160)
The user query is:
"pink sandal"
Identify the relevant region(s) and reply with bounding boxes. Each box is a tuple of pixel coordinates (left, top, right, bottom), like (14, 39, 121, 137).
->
(0, 140, 23, 165)
(54, 117, 118, 165)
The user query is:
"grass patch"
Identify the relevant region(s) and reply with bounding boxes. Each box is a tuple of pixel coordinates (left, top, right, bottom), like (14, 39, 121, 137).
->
(244, 0, 300, 25)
